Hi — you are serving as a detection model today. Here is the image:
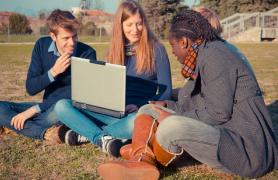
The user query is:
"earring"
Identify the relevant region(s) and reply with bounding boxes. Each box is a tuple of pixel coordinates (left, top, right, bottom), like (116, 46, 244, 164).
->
(181, 39, 189, 49)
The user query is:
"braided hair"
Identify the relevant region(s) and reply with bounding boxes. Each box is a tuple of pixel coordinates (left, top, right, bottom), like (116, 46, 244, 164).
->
(170, 9, 222, 42)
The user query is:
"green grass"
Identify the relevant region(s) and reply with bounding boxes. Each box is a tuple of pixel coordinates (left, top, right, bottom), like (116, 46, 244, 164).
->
(0, 42, 278, 179)
(0, 34, 40, 43)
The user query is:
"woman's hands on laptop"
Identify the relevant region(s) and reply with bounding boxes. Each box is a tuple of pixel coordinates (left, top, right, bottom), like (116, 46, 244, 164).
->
(125, 104, 138, 113)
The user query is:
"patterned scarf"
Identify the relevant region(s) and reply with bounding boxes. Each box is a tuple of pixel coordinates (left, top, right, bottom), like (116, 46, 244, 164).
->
(124, 43, 136, 56)
(181, 38, 204, 79)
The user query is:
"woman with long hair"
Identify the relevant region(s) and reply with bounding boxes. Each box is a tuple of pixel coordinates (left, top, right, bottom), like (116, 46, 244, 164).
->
(98, 9, 278, 179)
(54, 0, 172, 157)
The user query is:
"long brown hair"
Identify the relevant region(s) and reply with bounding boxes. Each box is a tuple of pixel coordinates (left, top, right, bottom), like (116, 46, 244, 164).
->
(107, 0, 157, 74)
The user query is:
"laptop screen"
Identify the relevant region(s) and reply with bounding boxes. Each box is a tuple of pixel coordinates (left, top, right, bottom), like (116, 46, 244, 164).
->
(71, 57, 126, 114)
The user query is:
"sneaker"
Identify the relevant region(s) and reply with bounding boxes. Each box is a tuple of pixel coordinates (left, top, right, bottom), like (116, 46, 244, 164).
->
(98, 136, 128, 158)
(65, 130, 90, 146)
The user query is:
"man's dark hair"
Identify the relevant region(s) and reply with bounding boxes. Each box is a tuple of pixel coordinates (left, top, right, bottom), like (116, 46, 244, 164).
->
(170, 9, 222, 42)
(46, 9, 79, 35)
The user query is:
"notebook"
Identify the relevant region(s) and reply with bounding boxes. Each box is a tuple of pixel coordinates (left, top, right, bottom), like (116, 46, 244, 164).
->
(71, 57, 126, 118)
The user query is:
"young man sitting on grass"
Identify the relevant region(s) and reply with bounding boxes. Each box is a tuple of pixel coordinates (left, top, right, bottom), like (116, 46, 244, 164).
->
(0, 9, 96, 145)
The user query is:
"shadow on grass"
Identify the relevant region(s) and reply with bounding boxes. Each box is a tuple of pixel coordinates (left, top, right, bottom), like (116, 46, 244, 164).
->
(267, 100, 278, 142)
(159, 152, 201, 178)
(268, 100, 278, 118)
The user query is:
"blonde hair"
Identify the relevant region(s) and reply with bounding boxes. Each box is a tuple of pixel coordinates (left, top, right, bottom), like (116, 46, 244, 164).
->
(107, 0, 157, 74)
(193, 6, 223, 35)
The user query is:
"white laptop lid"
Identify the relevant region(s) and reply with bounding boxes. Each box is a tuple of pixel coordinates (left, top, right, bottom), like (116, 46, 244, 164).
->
(71, 57, 126, 113)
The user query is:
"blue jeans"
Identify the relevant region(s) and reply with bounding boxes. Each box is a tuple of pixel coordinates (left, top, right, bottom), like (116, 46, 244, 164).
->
(0, 101, 60, 139)
(54, 99, 136, 144)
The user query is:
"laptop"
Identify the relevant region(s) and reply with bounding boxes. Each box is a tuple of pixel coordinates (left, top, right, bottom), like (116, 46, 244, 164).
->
(71, 57, 126, 118)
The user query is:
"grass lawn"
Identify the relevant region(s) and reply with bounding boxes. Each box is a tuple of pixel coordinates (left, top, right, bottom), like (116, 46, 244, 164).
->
(0, 42, 278, 179)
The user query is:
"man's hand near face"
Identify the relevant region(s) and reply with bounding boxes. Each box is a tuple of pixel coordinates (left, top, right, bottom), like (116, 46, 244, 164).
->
(50, 53, 71, 77)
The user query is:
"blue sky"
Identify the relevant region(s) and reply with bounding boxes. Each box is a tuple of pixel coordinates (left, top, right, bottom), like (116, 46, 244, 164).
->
(0, 0, 199, 16)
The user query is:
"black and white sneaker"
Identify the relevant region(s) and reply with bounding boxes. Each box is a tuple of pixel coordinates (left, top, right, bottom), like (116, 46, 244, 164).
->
(65, 130, 90, 146)
(98, 136, 130, 157)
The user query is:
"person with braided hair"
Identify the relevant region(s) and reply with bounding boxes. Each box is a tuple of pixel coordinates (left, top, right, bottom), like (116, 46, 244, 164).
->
(194, 6, 255, 75)
(97, 9, 278, 179)
(172, 6, 256, 100)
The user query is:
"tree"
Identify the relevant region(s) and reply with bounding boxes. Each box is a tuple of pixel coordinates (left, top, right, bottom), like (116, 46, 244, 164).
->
(0, 22, 8, 34)
(140, 0, 187, 39)
(80, 21, 98, 35)
(38, 9, 49, 20)
(200, 0, 278, 19)
(40, 25, 49, 35)
(9, 13, 32, 34)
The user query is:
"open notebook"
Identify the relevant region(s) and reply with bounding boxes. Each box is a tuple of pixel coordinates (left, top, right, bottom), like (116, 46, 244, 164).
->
(71, 57, 126, 118)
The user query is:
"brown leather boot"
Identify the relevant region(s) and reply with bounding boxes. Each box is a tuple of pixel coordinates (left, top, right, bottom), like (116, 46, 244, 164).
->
(43, 124, 69, 145)
(98, 114, 160, 180)
(120, 143, 132, 160)
(153, 136, 183, 166)
(120, 137, 182, 165)
(120, 129, 184, 165)
(120, 115, 158, 160)
(0, 127, 17, 136)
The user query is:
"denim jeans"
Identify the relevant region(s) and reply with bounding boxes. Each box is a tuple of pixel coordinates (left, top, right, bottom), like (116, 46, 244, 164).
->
(137, 104, 232, 174)
(0, 101, 60, 139)
(157, 115, 234, 174)
(54, 99, 136, 144)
